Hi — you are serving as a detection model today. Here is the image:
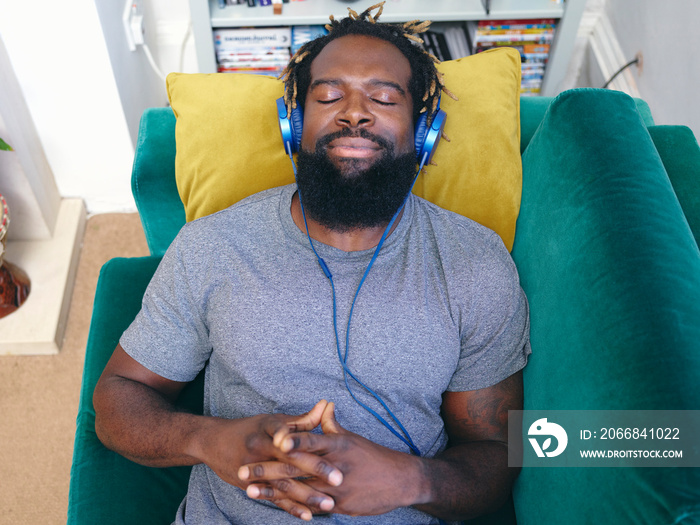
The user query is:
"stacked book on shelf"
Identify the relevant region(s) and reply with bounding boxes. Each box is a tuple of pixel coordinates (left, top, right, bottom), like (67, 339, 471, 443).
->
(214, 27, 291, 75)
(214, 25, 327, 75)
(213, 21, 472, 76)
(472, 18, 556, 96)
(420, 22, 471, 62)
(213, 18, 556, 88)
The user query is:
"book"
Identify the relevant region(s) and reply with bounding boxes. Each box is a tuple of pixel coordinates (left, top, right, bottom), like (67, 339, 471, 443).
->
(217, 66, 285, 76)
(471, 18, 557, 95)
(217, 53, 291, 64)
(213, 27, 292, 49)
(214, 27, 292, 75)
(477, 18, 556, 30)
(475, 31, 553, 44)
(291, 25, 328, 54)
(422, 22, 471, 60)
(422, 31, 450, 61)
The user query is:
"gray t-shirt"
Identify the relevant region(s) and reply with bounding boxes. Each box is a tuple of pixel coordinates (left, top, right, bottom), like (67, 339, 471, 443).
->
(121, 184, 531, 524)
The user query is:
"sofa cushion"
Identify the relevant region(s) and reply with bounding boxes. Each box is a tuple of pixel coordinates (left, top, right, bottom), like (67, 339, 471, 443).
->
(166, 47, 522, 250)
(69, 257, 193, 524)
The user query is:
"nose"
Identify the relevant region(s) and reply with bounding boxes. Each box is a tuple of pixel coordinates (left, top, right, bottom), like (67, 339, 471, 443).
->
(335, 93, 374, 129)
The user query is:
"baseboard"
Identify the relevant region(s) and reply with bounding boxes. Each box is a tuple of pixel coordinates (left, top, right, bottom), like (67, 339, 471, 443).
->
(0, 198, 86, 355)
(586, 14, 640, 98)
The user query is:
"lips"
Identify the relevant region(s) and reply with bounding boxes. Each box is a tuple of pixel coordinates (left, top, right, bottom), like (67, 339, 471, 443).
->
(327, 137, 382, 159)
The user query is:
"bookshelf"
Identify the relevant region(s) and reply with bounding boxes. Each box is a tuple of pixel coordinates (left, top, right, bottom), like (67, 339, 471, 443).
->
(188, 0, 585, 96)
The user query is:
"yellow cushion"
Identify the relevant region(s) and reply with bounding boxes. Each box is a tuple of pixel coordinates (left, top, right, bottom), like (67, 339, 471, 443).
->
(167, 46, 522, 250)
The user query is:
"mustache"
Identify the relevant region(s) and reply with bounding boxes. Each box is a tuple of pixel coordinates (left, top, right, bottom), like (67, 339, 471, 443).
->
(315, 128, 394, 152)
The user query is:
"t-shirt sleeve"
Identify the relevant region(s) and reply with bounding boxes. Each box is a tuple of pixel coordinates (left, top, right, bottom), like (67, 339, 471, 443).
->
(120, 227, 212, 382)
(447, 231, 531, 392)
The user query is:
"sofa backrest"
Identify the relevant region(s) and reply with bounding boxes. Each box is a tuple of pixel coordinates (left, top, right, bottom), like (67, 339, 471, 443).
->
(131, 95, 658, 257)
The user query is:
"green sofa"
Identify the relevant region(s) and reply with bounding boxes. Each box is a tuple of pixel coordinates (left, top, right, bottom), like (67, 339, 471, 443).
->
(68, 88, 700, 524)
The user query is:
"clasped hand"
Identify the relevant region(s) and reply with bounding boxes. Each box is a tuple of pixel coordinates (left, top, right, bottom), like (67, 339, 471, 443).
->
(237, 401, 423, 521)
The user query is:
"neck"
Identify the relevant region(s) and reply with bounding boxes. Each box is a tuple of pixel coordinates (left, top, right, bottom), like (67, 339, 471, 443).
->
(290, 192, 404, 252)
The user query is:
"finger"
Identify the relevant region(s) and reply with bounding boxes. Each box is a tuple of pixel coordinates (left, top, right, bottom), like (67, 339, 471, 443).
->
(320, 401, 344, 435)
(238, 461, 305, 482)
(265, 496, 314, 522)
(246, 479, 335, 513)
(276, 430, 340, 456)
(272, 425, 291, 450)
(265, 400, 327, 441)
(240, 452, 343, 487)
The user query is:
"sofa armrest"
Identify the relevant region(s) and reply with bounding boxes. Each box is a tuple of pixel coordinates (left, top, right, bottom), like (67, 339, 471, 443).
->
(68, 257, 202, 525)
(519, 96, 655, 153)
(511, 88, 700, 524)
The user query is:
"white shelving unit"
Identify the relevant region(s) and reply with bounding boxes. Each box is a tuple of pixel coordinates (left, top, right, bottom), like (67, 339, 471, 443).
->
(188, 0, 585, 96)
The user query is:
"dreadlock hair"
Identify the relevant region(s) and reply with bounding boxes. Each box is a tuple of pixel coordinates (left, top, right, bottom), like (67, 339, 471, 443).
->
(278, 2, 457, 129)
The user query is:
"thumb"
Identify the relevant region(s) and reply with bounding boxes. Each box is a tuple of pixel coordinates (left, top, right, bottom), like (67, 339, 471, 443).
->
(289, 399, 328, 431)
(272, 399, 327, 448)
(321, 402, 344, 435)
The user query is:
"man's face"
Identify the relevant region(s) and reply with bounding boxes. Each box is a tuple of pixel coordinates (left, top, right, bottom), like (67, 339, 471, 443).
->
(300, 34, 415, 176)
(294, 35, 418, 232)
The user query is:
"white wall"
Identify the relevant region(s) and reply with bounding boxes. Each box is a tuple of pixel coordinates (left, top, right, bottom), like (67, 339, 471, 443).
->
(0, 0, 138, 213)
(0, 35, 61, 240)
(0, 0, 195, 214)
(149, 0, 198, 77)
(93, 0, 198, 147)
(603, 0, 700, 139)
(93, 0, 166, 148)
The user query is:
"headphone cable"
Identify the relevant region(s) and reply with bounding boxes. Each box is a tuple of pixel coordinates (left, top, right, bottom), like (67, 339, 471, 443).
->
(290, 152, 426, 456)
(288, 151, 449, 525)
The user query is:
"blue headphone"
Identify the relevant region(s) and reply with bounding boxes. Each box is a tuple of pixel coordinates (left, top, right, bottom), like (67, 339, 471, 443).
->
(276, 96, 446, 167)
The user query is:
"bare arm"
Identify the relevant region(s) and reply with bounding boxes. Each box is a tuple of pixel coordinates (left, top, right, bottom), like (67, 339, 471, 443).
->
(93, 344, 343, 520)
(93, 344, 202, 467)
(240, 370, 523, 521)
(413, 370, 522, 520)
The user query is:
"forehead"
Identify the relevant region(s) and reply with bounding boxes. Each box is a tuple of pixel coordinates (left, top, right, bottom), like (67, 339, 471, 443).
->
(309, 34, 411, 88)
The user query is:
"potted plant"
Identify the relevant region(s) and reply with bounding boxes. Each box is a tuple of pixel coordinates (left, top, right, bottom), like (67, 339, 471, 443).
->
(0, 137, 31, 319)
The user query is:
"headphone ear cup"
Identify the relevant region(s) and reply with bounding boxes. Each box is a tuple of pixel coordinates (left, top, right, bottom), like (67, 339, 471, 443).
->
(276, 97, 305, 155)
(413, 112, 429, 161)
(289, 105, 304, 153)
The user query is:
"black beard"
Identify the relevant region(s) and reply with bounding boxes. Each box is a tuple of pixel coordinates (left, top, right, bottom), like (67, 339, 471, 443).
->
(295, 130, 417, 233)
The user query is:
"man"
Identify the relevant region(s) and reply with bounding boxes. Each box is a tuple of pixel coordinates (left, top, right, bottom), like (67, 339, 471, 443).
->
(93, 4, 531, 524)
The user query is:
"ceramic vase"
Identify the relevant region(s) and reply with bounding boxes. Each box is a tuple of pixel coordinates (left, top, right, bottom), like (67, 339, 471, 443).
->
(0, 192, 31, 319)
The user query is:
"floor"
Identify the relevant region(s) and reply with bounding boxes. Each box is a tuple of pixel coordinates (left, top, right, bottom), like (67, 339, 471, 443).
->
(0, 213, 148, 525)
